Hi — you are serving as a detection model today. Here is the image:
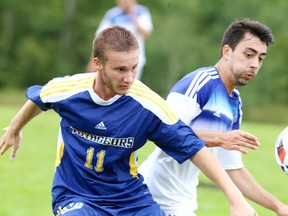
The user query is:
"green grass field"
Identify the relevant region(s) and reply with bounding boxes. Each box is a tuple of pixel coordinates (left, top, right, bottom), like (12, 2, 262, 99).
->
(0, 104, 287, 216)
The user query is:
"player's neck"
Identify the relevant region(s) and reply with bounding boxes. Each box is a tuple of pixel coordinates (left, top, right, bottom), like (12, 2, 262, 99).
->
(215, 61, 237, 95)
(93, 75, 116, 101)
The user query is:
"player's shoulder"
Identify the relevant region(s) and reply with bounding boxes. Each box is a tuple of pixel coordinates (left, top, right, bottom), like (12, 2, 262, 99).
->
(178, 66, 218, 85)
(40, 72, 95, 100)
(45, 72, 94, 87)
(129, 79, 166, 103)
(188, 66, 219, 81)
(128, 80, 178, 124)
(171, 66, 219, 95)
(105, 6, 122, 17)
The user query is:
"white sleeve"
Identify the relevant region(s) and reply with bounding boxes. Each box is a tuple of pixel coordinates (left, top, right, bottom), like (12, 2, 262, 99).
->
(210, 147, 244, 169)
(138, 11, 153, 32)
(166, 92, 201, 125)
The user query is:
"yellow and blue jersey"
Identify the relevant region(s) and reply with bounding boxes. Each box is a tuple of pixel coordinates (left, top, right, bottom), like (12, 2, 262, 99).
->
(25, 72, 205, 213)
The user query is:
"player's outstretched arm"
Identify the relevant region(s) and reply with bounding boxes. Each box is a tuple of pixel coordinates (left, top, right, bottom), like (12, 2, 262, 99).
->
(191, 146, 258, 216)
(0, 100, 42, 160)
(194, 130, 260, 154)
(227, 168, 288, 216)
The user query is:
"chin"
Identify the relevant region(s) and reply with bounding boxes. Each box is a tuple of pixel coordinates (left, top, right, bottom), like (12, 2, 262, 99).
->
(238, 81, 249, 86)
(117, 90, 129, 95)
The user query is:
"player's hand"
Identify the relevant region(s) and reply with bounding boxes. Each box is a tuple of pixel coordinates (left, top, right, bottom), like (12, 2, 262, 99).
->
(230, 199, 258, 216)
(276, 204, 288, 216)
(221, 130, 260, 154)
(0, 127, 22, 160)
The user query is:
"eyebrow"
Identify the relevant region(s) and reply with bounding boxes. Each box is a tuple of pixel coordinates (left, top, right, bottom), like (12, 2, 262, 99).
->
(246, 47, 267, 56)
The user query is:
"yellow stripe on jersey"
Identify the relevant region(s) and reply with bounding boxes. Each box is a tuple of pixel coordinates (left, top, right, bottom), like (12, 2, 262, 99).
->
(40, 73, 95, 100)
(55, 141, 64, 169)
(129, 151, 139, 178)
(128, 81, 178, 124)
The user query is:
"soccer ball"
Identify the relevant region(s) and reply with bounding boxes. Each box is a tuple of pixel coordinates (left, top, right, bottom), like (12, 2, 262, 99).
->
(275, 127, 288, 175)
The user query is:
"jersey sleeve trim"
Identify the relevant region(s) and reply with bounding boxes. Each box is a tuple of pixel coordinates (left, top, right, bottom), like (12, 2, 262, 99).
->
(128, 81, 179, 124)
(185, 67, 218, 98)
(40, 73, 95, 102)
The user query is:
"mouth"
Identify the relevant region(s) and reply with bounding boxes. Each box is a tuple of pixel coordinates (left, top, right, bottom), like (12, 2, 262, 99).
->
(120, 84, 131, 90)
(243, 73, 254, 80)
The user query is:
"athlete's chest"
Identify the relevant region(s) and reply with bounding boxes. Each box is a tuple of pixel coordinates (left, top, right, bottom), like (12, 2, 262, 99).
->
(193, 86, 240, 131)
(57, 95, 152, 146)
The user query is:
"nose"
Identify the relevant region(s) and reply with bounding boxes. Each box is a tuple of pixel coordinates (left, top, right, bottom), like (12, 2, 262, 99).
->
(250, 57, 261, 69)
(123, 71, 134, 83)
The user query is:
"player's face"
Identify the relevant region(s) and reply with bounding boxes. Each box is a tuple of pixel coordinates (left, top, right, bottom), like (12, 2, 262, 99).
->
(225, 33, 267, 87)
(117, 0, 135, 13)
(94, 49, 139, 100)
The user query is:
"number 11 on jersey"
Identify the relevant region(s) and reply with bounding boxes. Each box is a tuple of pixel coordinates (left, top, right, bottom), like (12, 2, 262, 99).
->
(85, 147, 105, 172)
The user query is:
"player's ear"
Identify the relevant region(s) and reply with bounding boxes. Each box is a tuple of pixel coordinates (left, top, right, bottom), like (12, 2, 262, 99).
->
(222, 44, 232, 59)
(93, 58, 103, 71)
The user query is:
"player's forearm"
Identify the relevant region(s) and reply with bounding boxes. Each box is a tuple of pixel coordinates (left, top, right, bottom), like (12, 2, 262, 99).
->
(227, 168, 287, 213)
(128, 14, 151, 39)
(194, 130, 223, 147)
(190, 146, 243, 204)
(133, 20, 151, 39)
(245, 188, 285, 213)
(8, 100, 42, 133)
(136, 25, 151, 39)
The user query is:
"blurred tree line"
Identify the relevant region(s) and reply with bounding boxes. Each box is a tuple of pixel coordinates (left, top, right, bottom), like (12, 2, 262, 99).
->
(0, 0, 287, 123)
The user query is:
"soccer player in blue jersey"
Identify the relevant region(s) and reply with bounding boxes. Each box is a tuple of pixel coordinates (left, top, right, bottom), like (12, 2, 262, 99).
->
(0, 26, 257, 216)
(139, 19, 288, 216)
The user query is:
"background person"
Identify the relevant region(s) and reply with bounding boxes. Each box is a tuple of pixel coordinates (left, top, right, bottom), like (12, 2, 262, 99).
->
(86, 0, 153, 80)
(139, 18, 288, 216)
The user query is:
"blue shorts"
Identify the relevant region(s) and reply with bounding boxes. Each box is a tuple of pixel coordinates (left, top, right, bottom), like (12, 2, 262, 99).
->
(54, 197, 165, 216)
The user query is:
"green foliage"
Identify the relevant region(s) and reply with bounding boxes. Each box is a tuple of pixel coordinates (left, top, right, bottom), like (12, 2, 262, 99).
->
(0, 0, 287, 122)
